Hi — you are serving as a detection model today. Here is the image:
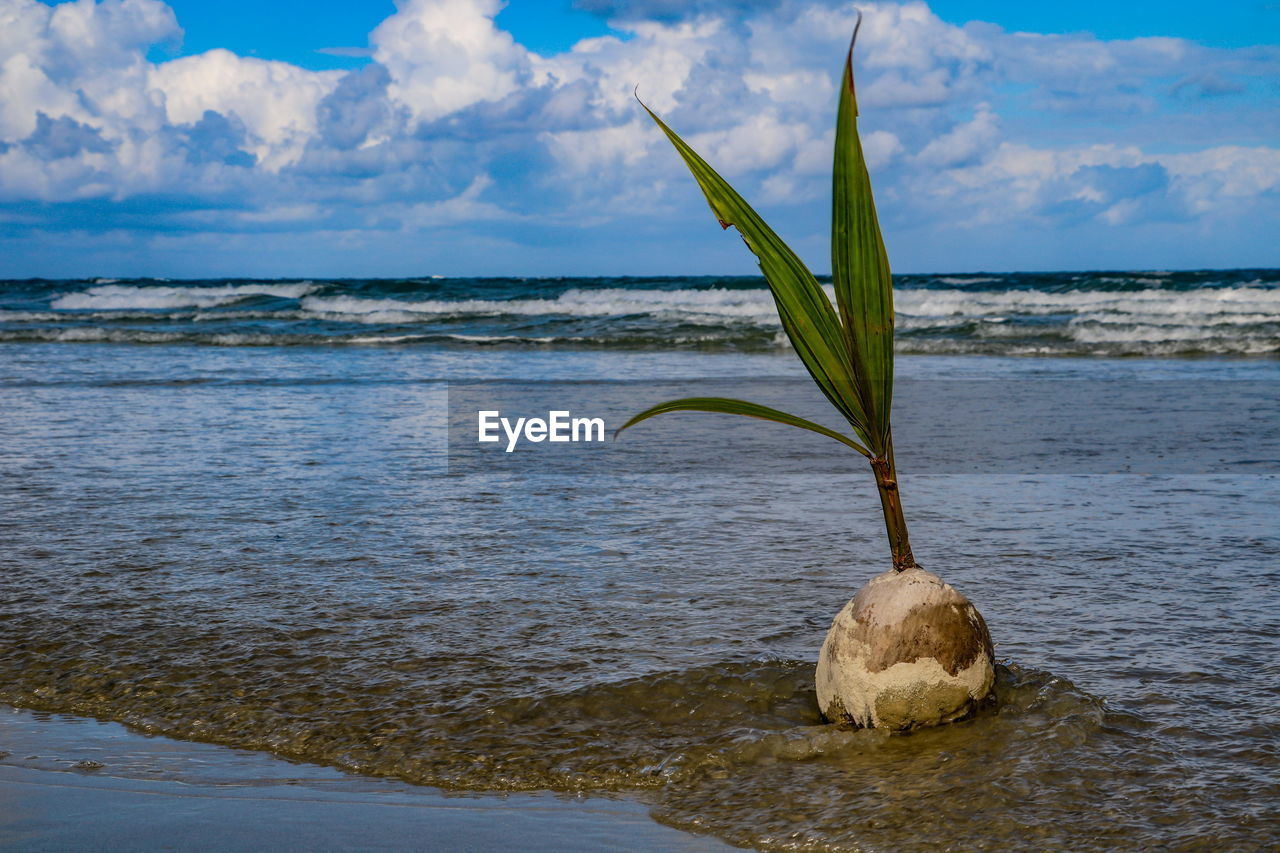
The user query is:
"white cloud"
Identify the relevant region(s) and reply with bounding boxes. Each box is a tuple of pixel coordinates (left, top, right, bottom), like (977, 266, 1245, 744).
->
(693, 110, 809, 173)
(0, 0, 176, 139)
(372, 0, 529, 123)
(0, 0, 1276, 271)
(902, 139, 1280, 231)
(915, 105, 998, 168)
(149, 50, 340, 169)
(539, 17, 727, 115)
(0, 0, 340, 198)
(1163, 146, 1280, 212)
(399, 173, 511, 227)
(541, 119, 652, 175)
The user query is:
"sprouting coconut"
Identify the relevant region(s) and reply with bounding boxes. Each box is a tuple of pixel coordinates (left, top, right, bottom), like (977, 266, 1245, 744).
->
(617, 13, 996, 730)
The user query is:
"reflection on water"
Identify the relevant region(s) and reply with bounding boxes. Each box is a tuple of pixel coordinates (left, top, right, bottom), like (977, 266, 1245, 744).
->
(0, 343, 1277, 851)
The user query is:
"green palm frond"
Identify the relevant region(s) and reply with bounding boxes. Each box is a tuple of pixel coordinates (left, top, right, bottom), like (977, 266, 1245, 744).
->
(635, 100, 874, 448)
(620, 13, 894, 461)
(831, 14, 895, 452)
(615, 397, 871, 456)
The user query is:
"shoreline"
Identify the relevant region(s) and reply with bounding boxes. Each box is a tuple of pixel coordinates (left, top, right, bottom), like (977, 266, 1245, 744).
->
(0, 705, 730, 852)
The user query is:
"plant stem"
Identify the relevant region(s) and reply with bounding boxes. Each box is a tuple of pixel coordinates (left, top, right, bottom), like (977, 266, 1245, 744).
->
(870, 442, 915, 571)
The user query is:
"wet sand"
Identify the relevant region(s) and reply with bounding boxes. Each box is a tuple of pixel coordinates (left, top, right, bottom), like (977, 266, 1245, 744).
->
(0, 706, 729, 851)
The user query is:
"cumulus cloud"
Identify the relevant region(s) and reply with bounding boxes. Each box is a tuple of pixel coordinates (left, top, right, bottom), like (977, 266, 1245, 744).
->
(0, 0, 1277, 274)
(0, 0, 177, 140)
(371, 0, 530, 123)
(149, 49, 340, 169)
(316, 63, 402, 151)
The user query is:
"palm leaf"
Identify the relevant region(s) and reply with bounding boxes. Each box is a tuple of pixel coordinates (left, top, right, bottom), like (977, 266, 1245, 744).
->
(637, 99, 873, 445)
(831, 13, 895, 453)
(614, 397, 871, 456)
(622, 17, 919, 570)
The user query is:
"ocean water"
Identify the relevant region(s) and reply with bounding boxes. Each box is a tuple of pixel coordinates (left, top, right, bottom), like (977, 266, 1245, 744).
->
(2, 269, 1278, 356)
(1, 273, 1278, 851)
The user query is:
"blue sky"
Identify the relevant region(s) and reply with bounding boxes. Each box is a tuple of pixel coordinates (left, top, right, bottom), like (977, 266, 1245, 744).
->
(1, 0, 1277, 277)
(156, 0, 1280, 67)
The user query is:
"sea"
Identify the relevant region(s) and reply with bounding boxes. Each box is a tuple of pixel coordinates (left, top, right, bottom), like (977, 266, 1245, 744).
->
(1, 270, 1277, 851)
(2, 269, 1279, 355)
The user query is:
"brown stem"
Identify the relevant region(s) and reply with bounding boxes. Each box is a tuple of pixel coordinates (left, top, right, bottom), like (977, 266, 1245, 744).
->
(870, 441, 915, 571)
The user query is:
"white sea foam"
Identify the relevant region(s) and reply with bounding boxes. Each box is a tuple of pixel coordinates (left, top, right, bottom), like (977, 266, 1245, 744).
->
(933, 276, 1002, 285)
(1068, 323, 1278, 345)
(52, 283, 319, 310)
(893, 286, 1280, 319)
(18, 279, 1279, 356)
(345, 333, 535, 344)
(1071, 310, 1280, 327)
(46, 284, 1280, 331)
(297, 285, 1280, 327)
(300, 287, 785, 323)
(345, 334, 434, 344)
(0, 327, 321, 346)
(0, 310, 61, 322)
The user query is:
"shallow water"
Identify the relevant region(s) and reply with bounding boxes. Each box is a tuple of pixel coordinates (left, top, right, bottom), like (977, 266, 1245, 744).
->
(1, 341, 1277, 851)
(0, 709, 730, 853)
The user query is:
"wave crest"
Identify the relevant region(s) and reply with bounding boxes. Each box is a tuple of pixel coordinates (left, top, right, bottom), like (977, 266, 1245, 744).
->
(5, 274, 1277, 357)
(52, 282, 319, 310)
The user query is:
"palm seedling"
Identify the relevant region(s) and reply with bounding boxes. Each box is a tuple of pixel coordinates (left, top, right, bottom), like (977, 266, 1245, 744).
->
(617, 14, 996, 730)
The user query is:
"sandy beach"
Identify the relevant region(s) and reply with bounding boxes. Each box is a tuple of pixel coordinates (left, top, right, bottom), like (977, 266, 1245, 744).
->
(0, 706, 728, 851)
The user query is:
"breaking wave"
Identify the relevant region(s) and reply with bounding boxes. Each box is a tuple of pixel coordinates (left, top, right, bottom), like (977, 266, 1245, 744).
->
(51, 282, 320, 310)
(3, 270, 1278, 357)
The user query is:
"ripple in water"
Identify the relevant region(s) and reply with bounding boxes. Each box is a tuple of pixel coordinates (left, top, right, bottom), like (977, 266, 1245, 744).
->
(0, 343, 1276, 850)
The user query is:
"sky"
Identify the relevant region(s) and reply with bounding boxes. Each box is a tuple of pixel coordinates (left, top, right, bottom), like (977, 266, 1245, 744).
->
(0, 0, 1277, 278)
